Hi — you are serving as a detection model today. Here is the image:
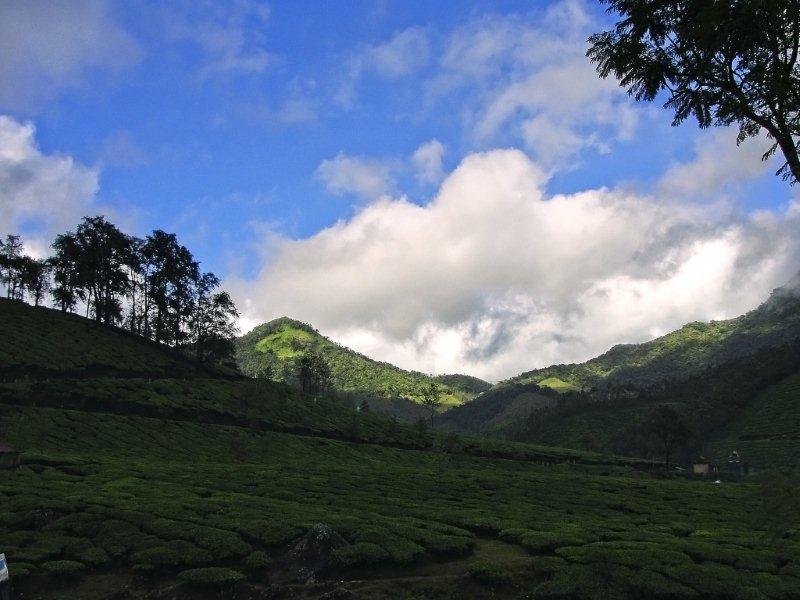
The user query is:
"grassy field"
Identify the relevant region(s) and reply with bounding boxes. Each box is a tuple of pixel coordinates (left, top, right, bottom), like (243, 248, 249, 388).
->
(537, 377, 580, 393)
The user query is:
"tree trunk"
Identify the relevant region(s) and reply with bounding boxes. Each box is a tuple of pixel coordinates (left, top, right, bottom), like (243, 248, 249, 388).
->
(775, 132, 800, 183)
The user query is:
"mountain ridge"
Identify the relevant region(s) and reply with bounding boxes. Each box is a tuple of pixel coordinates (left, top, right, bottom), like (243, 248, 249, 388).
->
(505, 277, 800, 392)
(235, 316, 491, 409)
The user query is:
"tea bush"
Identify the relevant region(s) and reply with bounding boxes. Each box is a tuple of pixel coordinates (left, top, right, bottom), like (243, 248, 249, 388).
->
(178, 567, 245, 587)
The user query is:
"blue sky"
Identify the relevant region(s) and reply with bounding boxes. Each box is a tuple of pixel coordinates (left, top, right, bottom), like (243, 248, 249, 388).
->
(2, 0, 799, 380)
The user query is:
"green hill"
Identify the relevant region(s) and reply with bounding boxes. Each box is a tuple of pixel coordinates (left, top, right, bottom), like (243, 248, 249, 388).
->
(509, 277, 800, 392)
(442, 277, 800, 469)
(436, 382, 558, 435)
(705, 370, 800, 470)
(0, 297, 234, 380)
(3, 291, 799, 599)
(235, 317, 491, 408)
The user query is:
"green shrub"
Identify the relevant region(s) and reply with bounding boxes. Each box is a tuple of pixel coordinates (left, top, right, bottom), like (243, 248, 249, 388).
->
(191, 527, 252, 558)
(241, 521, 302, 546)
(12, 533, 71, 563)
(75, 546, 111, 566)
(94, 519, 156, 558)
(382, 537, 425, 563)
(531, 556, 566, 573)
(131, 540, 211, 569)
(8, 562, 35, 579)
(535, 562, 698, 599)
(178, 567, 245, 587)
(243, 550, 272, 570)
(44, 512, 101, 537)
(467, 560, 509, 585)
(514, 530, 588, 553)
(330, 543, 390, 568)
(41, 560, 85, 576)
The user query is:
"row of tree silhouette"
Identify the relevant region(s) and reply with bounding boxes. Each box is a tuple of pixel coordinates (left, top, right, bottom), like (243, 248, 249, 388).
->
(0, 216, 238, 362)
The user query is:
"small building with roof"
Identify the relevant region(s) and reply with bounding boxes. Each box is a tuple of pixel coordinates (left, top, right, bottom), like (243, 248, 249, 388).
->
(692, 457, 714, 476)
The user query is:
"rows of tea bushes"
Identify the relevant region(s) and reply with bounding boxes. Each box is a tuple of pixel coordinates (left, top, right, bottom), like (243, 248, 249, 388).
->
(706, 372, 800, 470)
(0, 379, 636, 467)
(1, 404, 798, 598)
(0, 298, 229, 380)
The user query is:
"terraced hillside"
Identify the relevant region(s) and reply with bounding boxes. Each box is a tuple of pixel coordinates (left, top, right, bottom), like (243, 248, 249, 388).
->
(3, 293, 800, 599)
(706, 371, 800, 470)
(236, 317, 491, 407)
(0, 298, 233, 380)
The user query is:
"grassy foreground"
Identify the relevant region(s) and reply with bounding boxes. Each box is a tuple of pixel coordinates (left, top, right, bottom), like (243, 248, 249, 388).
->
(1, 301, 799, 599)
(1, 404, 799, 599)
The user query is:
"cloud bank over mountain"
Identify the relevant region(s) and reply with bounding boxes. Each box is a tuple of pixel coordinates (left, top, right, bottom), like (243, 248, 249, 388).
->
(232, 145, 800, 381)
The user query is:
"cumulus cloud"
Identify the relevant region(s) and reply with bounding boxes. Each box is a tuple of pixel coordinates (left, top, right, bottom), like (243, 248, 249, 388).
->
(315, 153, 395, 200)
(231, 148, 800, 381)
(427, 0, 638, 169)
(337, 27, 430, 106)
(412, 140, 446, 184)
(0, 116, 99, 255)
(658, 128, 774, 200)
(0, 0, 141, 113)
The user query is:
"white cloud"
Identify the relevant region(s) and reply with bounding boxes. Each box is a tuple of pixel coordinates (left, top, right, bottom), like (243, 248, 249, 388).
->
(337, 27, 430, 107)
(315, 153, 395, 200)
(0, 0, 140, 113)
(231, 148, 800, 382)
(427, 0, 639, 170)
(368, 27, 430, 78)
(412, 140, 446, 184)
(0, 116, 99, 254)
(162, 0, 271, 81)
(658, 128, 773, 200)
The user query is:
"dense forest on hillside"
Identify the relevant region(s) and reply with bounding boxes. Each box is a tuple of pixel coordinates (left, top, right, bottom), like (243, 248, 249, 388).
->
(235, 317, 490, 409)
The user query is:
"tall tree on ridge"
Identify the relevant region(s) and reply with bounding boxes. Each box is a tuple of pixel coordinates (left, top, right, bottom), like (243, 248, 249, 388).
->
(0, 235, 24, 299)
(190, 272, 239, 361)
(51, 232, 85, 313)
(21, 257, 51, 307)
(297, 350, 332, 397)
(588, 0, 800, 183)
(73, 216, 132, 325)
(142, 230, 198, 346)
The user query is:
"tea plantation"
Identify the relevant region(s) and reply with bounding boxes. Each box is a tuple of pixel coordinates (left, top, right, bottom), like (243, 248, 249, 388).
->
(0, 299, 232, 380)
(1, 301, 799, 599)
(706, 371, 800, 470)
